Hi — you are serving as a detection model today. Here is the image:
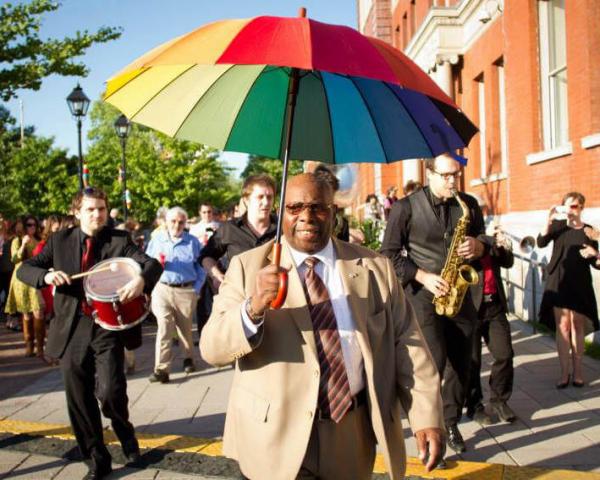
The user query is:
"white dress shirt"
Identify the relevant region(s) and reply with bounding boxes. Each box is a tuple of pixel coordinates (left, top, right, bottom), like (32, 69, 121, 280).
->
(241, 239, 365, 395)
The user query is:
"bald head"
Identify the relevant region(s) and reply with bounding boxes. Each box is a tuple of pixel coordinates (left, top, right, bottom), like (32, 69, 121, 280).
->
(283, 173, 335, 253)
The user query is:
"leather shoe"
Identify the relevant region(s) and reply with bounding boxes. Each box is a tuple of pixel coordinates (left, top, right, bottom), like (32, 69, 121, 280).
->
(467, 404, 492, 426)
(83, 465, 112, 480)
(446, 423, 466, 453)
(183, 358, 195, 374)
(148, 370, 169, 383)
(491, 402, 516, 423)
(122, 438, 142, 466)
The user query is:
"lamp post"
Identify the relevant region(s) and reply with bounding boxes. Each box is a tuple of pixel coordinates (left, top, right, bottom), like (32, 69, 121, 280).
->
(114, 114, 131, 220)
(66, 84, 90, 189)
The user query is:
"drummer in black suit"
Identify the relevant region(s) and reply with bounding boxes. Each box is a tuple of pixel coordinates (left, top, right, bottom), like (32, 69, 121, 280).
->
(18, 187, 162, 480)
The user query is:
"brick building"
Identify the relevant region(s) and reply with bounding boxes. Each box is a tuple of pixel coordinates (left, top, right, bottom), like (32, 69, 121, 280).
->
(356, 0, 600, 320)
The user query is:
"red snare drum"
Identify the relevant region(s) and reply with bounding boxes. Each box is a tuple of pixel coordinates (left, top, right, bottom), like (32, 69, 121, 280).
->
(84, 257, 148, 331)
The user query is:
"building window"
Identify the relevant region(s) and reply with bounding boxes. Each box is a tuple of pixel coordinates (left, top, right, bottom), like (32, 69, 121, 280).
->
(497, 60, 508, 173)
(538, 0, 568, 149)
(477, 76, 487, 177)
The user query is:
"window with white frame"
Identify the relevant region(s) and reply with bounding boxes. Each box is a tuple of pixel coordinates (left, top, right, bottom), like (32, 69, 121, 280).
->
(477, 77, 487, 177)
(538, 0, 568, 150)
(497, 61, 508, 173)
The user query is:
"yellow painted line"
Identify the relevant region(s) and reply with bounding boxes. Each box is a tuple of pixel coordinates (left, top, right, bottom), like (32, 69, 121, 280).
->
(2, 419, 600, 479)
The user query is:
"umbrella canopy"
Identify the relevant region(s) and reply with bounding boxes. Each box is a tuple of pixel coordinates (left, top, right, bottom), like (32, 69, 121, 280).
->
(104, 14, 477, 165)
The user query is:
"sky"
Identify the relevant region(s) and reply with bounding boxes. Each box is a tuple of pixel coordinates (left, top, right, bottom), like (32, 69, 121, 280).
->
(4, 0, 358, 173)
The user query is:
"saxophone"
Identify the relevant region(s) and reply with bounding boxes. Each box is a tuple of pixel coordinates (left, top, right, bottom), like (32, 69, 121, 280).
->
(433, 189, 479, 317)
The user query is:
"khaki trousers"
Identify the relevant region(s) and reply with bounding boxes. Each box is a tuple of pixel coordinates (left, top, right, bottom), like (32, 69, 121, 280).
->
(151, 283, 197, 373)
(299, 404, 376, 480)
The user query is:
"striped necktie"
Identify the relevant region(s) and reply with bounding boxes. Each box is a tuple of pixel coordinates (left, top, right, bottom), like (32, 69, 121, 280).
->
(303, 256, 352, 423)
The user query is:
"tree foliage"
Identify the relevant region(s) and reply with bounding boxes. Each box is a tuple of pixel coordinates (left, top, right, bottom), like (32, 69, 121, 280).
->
(85, 101, 239, 223)
(0, 0, 122, 101)
(0, 106, 78, 217)
(241, 155, 303, 192)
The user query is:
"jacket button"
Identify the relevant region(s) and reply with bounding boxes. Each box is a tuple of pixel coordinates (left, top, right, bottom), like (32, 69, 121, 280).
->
(307, 410, 313, 419)
(313, 369, 319, 378)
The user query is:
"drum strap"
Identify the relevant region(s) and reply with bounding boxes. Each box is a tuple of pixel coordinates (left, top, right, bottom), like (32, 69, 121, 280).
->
(81, 237, 95, 317)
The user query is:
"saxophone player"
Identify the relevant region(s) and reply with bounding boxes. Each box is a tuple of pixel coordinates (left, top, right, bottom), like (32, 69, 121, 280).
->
(382, 154, 489, 458)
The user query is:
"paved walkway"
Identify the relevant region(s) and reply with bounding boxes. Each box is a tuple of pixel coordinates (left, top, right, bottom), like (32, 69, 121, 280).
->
(1, 317, 600, 479)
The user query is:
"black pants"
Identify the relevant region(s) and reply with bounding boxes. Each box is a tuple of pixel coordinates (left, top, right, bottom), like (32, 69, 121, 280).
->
(406, 289, 475, 425)
(61, 316, 135, 469)
(466, 300, 514, 409)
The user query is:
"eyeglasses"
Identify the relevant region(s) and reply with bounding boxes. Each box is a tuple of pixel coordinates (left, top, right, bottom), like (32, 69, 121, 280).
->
(569, 204, 582, 210)
(26, 223, 37, 227)
(432, 169, 462, 181)
(285, 202, 332, 216)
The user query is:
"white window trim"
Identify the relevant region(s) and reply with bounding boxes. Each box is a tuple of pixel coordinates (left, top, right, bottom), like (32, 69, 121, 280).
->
(526, 142, 573, 165)
(581, 133, 600, 149)
(498, 64, 509, 174)
(469, 172, 508, 187)
(478, 80, 487, 177)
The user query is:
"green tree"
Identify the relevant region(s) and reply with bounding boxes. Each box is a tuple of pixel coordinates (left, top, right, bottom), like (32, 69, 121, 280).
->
(241, 155, 303, 191)
(0, 106, 78, 217)
(85, 101, 239, 223)
(0, 0, 121, 101)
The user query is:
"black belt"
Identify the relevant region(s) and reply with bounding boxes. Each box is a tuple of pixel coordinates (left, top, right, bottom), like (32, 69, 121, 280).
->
(483, 293, 498, 303)
(162, 281, 194, 288)
(317, 389, 367, 421)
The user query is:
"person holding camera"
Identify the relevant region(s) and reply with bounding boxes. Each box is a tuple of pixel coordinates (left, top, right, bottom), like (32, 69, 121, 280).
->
(537, 192, 599, 389)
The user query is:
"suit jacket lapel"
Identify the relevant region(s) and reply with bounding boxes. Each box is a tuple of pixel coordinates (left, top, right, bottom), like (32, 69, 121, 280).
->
(333, 240, 373, 366)
(68, 227, 82, 275)
(267, 238, 318, 361)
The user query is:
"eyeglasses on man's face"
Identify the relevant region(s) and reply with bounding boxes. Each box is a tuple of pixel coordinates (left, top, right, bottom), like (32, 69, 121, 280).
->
(284, 202, 332, 216)
(432, 169, 462, 181)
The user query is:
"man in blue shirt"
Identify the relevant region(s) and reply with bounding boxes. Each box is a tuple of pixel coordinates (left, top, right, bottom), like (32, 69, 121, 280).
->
(146, 206, 204, 383)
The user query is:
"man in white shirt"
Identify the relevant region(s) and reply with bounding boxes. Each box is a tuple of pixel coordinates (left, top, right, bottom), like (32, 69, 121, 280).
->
(189, 203, 220, 246)
(200, 173, 444, 480)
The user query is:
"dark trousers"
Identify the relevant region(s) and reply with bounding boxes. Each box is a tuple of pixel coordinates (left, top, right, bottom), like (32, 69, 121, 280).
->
(466, 300, 514, 409)
(61, 316, 135, 468)
(406, 289, 475, 425)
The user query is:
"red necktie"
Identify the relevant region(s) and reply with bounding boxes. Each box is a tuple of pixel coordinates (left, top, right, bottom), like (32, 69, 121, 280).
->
(81, 237, 95, 316)
(303, 257, 352, 423)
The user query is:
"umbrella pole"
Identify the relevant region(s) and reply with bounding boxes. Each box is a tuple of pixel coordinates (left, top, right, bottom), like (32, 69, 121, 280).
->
(270, 67, 300, 309)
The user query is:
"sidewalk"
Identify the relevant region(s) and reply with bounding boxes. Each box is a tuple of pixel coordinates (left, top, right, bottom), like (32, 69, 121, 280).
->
(1, 317, 600, 479)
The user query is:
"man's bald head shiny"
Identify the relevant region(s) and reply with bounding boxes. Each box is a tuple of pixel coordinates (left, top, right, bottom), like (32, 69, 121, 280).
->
(283, 173, 335, 254)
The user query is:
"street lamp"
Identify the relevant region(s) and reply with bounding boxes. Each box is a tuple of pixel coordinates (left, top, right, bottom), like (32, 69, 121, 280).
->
(66, 84, 90, 189)
(114, 114, 131, 220)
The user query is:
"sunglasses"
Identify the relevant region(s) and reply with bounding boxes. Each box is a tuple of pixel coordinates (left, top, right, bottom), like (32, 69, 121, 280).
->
(432, 169, 462, 181)
(569, 204, 582, 210)
(25, 223, 37, 227)
(285, 202, 331, 216)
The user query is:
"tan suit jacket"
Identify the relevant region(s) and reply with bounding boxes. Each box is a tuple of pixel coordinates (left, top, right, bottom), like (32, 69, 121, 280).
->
(200, 238, 443, 480)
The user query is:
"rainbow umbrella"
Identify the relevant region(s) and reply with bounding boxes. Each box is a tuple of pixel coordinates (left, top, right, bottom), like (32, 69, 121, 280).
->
(104, 8, 477, 306)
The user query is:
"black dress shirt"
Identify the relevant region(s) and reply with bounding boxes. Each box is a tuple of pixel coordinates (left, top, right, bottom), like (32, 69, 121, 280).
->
(198, 214, 277, 267)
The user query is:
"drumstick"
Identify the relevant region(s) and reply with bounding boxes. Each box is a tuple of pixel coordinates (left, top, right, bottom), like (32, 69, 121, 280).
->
(71, 262, 119, 280)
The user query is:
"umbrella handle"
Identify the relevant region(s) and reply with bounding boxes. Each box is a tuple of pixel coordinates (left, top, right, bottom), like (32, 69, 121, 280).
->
(270, 243, 288, 310)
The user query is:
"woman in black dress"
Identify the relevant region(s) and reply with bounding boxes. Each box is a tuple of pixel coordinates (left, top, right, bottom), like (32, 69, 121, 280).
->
(537, 192, 599, 388)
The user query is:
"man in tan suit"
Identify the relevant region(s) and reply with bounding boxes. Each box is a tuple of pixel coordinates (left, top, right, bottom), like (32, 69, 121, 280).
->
(200, 173, 444, 480)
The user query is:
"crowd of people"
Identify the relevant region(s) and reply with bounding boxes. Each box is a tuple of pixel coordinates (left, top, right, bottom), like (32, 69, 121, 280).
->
(1, 164, 599, 480)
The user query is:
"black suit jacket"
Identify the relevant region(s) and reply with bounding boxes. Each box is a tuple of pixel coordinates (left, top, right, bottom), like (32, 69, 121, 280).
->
(17, 226, 162, 358)
(381, 186, 490, 306)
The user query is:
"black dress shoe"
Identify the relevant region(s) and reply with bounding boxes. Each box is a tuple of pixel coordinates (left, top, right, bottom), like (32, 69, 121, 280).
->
(183, 357, 196, 374)
(83, 465, 112, 480)
(491, 402, 516, 423)
(446, 423, 466, 453)
(148, 370, 169, 383)
(467, 404, 493, 426)
(556, 375, 570, 389)
(122, 438, 142, 466)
